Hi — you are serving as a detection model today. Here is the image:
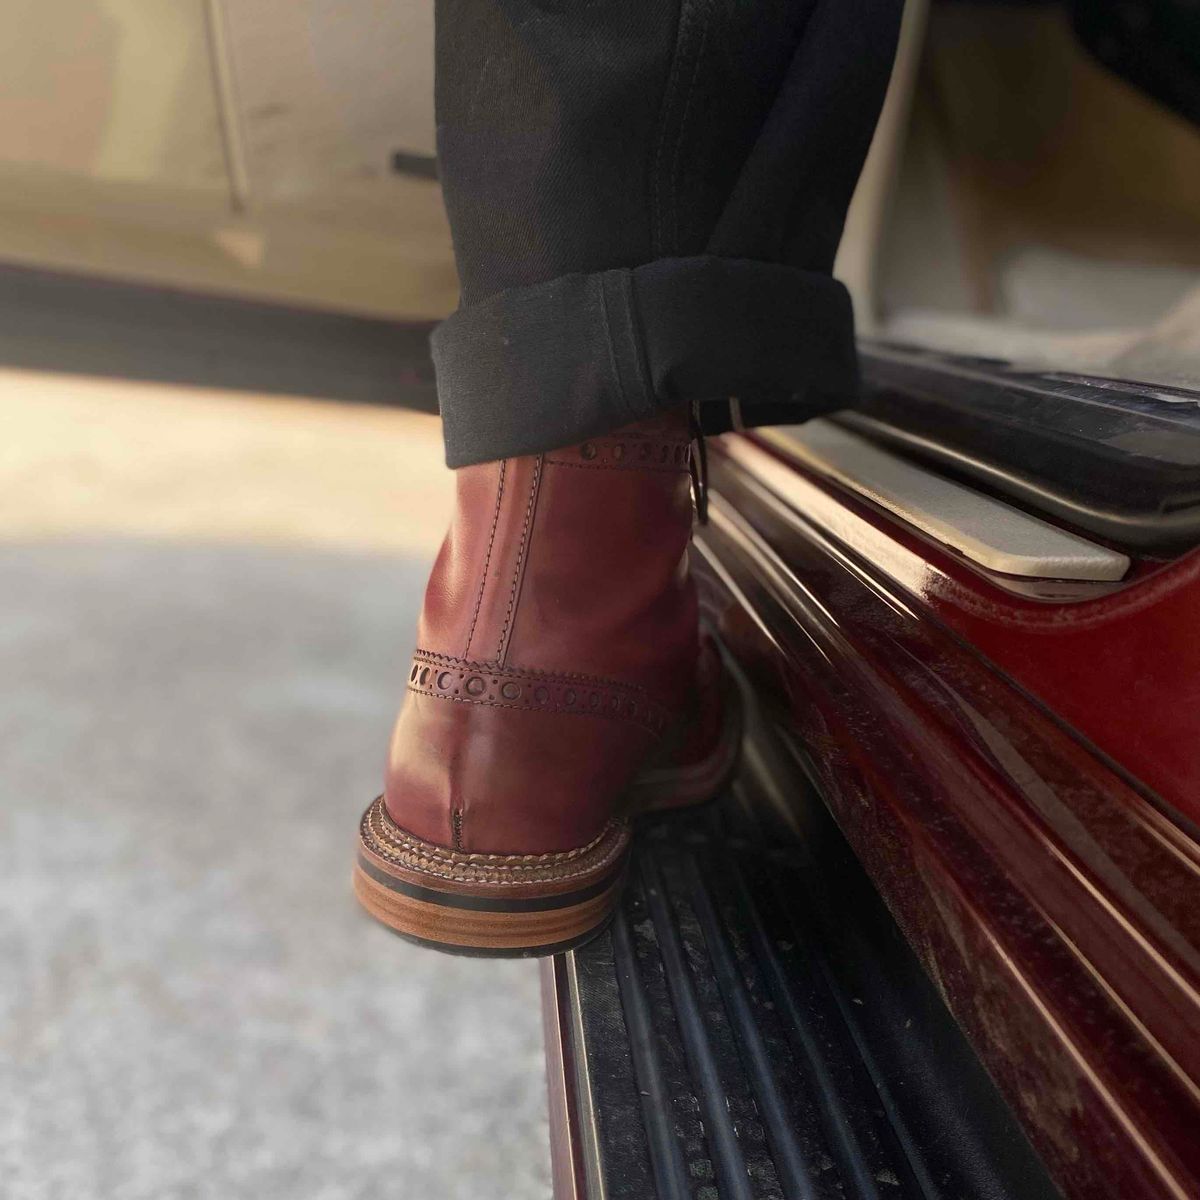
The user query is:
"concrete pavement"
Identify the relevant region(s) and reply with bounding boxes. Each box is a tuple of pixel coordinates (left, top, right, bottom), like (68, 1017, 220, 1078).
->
(0, 374, 552, 1199)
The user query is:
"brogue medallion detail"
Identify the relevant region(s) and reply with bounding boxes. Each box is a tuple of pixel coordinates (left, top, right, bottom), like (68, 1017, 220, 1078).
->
(405, 650, 669, 736)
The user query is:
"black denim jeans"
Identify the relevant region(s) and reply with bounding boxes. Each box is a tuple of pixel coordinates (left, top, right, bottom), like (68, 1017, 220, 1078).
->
(432, 0, 903, 467)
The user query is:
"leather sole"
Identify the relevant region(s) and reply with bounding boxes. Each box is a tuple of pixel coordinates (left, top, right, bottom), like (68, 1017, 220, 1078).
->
(354, 794, 630, 957)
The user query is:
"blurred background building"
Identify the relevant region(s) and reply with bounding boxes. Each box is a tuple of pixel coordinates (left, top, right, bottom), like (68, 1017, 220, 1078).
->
(0, 0, 1194, 368)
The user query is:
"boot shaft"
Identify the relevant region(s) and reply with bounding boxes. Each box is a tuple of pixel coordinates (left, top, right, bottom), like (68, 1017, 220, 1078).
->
(385, 412, 703, 855)
(418, 412, 698, 698)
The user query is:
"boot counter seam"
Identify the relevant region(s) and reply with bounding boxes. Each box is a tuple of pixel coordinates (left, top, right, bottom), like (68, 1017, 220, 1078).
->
(463, 458, 507, 660)
(496, 455, 542, 665)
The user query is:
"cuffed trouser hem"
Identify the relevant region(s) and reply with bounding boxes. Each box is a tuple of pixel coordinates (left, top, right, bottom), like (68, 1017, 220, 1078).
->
(432, 255, 857, 468)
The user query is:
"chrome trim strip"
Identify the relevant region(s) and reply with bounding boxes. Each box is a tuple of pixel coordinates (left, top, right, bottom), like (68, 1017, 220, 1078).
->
(762, 420, 1130, 581)
(565, 951, 608, 1200)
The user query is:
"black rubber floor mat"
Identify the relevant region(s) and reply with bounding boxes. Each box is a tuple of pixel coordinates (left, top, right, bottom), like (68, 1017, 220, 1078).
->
(551, 711, 1061, 1200)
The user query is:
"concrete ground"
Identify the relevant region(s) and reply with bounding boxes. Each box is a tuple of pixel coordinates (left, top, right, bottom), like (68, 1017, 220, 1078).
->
(0, 371, 552, 1200)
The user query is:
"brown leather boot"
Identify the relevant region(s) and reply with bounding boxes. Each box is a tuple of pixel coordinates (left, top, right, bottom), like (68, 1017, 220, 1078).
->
(353, 412, 739, 955)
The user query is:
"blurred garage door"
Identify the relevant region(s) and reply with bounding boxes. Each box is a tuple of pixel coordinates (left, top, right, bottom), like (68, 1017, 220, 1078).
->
(0, 0, 456, 319)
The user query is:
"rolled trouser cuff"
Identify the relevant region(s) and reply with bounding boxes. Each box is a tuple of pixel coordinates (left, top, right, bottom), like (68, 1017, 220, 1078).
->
(432, 255, 857, 467)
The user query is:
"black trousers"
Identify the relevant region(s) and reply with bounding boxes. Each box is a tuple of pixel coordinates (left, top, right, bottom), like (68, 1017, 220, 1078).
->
(432, 0, 903, 467)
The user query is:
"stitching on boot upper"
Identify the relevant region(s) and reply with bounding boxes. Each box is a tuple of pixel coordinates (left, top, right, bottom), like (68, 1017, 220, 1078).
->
(464, 458, 507, 660)
(546, 435, 691, 474)
(496, 456, 542, 665)
(406, 650, 670, 737)
(414, 649, 654, 693)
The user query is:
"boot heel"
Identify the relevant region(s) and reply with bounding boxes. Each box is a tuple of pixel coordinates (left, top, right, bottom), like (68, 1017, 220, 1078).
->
(354, 797, 629, 957)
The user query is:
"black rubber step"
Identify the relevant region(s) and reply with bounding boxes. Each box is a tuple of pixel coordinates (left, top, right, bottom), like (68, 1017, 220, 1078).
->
(550, 697, 1062, 1200)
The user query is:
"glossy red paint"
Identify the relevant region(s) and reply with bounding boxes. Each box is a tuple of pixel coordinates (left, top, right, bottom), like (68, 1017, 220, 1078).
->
(741, 432, 1200, 831)
(695, 435, 1200, 1200)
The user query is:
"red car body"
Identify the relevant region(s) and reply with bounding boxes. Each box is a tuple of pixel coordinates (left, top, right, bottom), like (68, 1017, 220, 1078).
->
(679, 428, 1200, 1200)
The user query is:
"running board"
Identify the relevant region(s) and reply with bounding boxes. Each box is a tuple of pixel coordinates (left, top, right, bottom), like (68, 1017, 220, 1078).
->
(542, 696, 1061, 1200)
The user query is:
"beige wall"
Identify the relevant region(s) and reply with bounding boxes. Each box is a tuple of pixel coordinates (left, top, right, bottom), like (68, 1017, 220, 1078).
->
(0, 0, 457, 319)
(1, 0, 228, 191)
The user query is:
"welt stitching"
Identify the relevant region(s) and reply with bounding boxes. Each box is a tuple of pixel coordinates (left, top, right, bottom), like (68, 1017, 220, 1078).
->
(376, 797, 615, 864)
(363, 803, 628, 885)
(464, 459, 507, 659)
(364, 835, 626, 886)
(365, 832, 627, 886)
(362, 806, 628, 883)
(496, 456, 542, 664)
